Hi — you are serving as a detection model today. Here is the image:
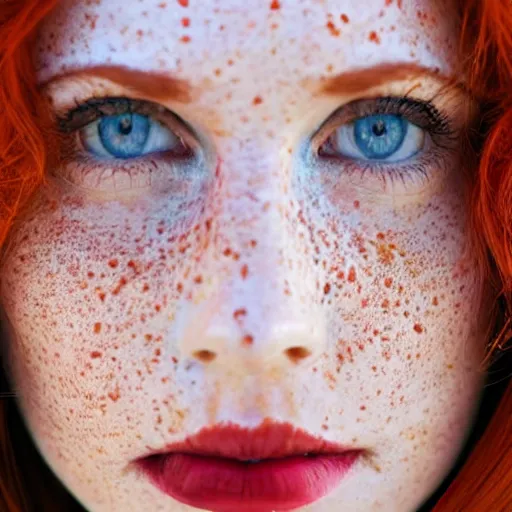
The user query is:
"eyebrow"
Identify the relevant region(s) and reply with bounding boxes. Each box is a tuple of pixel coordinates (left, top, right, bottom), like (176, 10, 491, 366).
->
(316, 62, 462, 96)
(41, 65, 193, 103)
(42, 62, 462, 104)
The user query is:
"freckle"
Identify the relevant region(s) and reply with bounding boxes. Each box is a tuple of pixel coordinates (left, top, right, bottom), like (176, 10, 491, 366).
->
(241, 264, 249, 279)
(384, 277, 393, 288)
(108, 259, 119, 268)
(87, 271, 95, 278)
(98, 292, 106, 302)
(181, 17, 190, 26)
(214, 68, 222, 76)
(447, 363, 454, 369)
(177, 0, 188, 6)
(142, 283, 150, 292)
(250, 239, 258, 248)
(322, 424, 329, 430)
(326, 20, 340, 37)
(180, 35, 191, 43)
(347, 267, 356, 282)
(432, 296, 439, 306)
(172, 356, 179, 363)
(360, 405, 366, 411)
(252, 95, 263, 105)
(223, 248, 232, 257)
(158, 2, 167, 7)
(324, 283, 331, 294)
(233, 252, 240, 261)
(353, 200, 360, 209)
(94, 322, 102, 334)
(155, 348, 161, 357)
(372, 365, 377, 372)
(177, 282, 183, 293)
(270, 0, 281, 9)
(145, 334, 153, 342)
(194, 275, 203, 284)
(243, 334, 254, 345)
(91, 351, 102, 359)
(234, 308, 247, 321)
(413, 323, 423, 333)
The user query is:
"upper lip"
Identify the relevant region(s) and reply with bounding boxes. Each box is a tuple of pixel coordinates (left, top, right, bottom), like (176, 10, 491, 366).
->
(137, 419, 359, 462)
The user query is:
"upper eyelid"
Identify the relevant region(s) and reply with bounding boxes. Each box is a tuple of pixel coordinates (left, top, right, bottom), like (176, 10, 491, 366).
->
(57, 97, 188, 133)
(310, 96, 453, 147)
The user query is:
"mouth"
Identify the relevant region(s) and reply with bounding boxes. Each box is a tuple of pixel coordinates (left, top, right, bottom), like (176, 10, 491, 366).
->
(134, 419, 363, 512)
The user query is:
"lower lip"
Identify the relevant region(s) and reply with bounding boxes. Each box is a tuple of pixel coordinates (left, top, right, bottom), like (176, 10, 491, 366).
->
(136, 451, 361, 512)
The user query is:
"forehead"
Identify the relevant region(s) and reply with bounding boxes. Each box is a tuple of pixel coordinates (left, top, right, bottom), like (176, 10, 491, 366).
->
(35, 0, 459, 85)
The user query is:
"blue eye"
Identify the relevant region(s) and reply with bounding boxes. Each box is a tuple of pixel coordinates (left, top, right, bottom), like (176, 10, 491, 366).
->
(354, 115, 407, 159)
(320, 113, 426, 163)
(80, 112, 183, 159)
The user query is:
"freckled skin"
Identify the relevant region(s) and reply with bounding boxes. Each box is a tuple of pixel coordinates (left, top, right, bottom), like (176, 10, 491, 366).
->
(0, 1, 492, 511)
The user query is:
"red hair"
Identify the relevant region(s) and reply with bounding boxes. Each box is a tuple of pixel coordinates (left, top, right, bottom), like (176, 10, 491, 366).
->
(1, 0, 512, 510)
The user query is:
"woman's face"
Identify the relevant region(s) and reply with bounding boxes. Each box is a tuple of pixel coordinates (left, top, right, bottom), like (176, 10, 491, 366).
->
(0, 0, 493, 511)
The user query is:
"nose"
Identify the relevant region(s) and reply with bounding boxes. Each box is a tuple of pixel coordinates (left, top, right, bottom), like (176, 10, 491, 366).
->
(176, 283, 326, 373)
(173, 158, 326, 373)
(175, 279, 326, 373)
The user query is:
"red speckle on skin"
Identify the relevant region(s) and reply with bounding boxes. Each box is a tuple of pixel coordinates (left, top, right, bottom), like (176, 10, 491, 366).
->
(413, 323, 424, 333)
(108, 259, 118, 268)
(326, 21, 340, 37)
(385, 0, 393, 5)
(360, 405, 366, 411)
(233, 308, 247, 321)
(94, 322, 101, 333)
(243, 334, 254, 345)
(180, 35, 191, 43)
(324, 283, 331, 294)
(353, 200, 360, 209)
(108, 386, 120, 402)
(177, 0, 188, 6)
(270, 0, 281, 10)
(347, 267, 356, 283)
(87, 271, 95, 278)
(181, 17, 190, 27)
(172, 356, 179, 364)
(340, 14, 349, 23)
(361, 298, 369, 308)
(384, 277, 393, 288)
(432, 296, 439, 306)
(177, 282, 183, 293)
(241, 264, 249, 279)
(252, 95, 263, 105)
(194, 275, 203, 284)
(98, 292, 106, 302)
(158, 2, 167, 7)
(91, 351, 102, 359)
(369, 31, 381, 44)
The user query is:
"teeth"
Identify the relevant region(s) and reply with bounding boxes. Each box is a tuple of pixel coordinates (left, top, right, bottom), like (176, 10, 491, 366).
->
(246, 459, 261, 463)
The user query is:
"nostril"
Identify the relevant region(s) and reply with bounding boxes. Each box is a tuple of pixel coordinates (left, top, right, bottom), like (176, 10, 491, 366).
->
(284, 346, 312, 364)
(192, 349, 217, 363)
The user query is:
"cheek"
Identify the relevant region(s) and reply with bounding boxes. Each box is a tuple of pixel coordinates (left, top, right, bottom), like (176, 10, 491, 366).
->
(0, 196, 211, 419)
(296, 187, 486, 372)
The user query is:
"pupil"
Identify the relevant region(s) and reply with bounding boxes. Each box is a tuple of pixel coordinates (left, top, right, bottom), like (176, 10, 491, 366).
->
(372, 121, 386, 137)
(118, 116, 133, 135)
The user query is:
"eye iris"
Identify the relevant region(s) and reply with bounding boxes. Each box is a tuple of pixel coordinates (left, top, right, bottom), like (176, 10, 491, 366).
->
(98, 113, 150, 158)
(354, 114, 407, 159)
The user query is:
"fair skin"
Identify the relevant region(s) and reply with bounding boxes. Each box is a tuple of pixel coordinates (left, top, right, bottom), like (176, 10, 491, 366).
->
(0, 0, 494, 511)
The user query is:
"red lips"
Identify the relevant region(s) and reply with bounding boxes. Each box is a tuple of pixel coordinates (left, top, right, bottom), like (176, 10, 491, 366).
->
(135, 419, 363, 511)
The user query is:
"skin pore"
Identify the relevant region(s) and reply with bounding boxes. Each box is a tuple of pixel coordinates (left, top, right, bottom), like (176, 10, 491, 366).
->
(0, 0, 495, 511)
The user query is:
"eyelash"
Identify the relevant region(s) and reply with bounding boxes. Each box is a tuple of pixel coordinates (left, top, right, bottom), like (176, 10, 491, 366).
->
(309, 96, 458, 187)
(56, 95, 458, 190)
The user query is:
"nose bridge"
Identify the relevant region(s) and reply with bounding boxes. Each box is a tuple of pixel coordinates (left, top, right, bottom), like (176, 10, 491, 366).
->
(175, 144, 326, 372)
